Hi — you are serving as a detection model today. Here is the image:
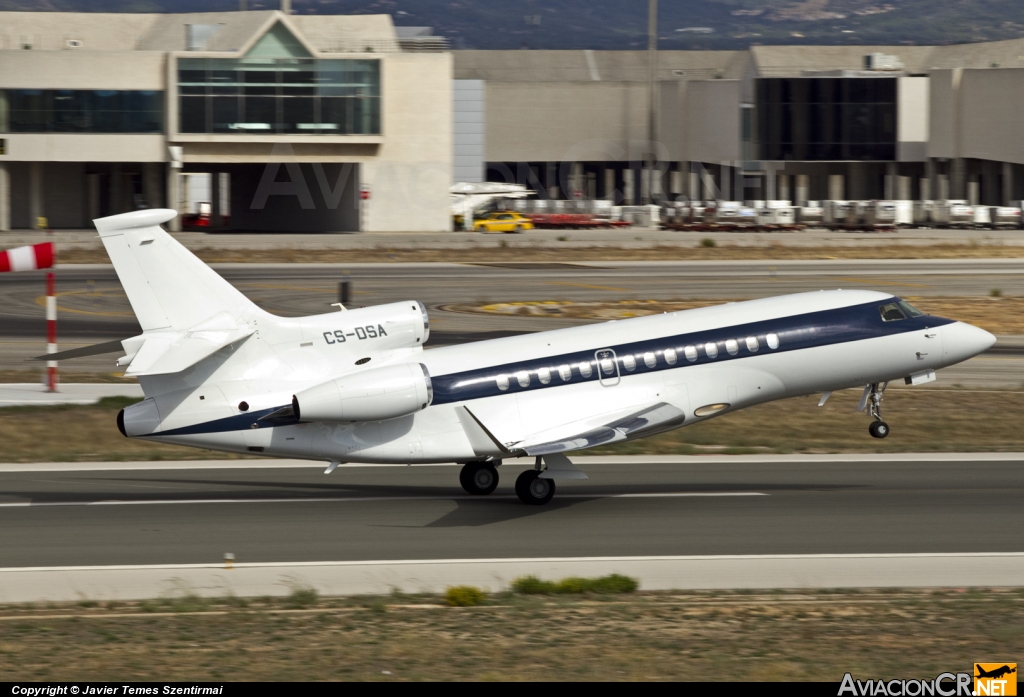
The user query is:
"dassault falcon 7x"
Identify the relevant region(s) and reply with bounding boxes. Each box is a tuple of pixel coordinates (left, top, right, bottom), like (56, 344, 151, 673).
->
(59, 210, 995, 505)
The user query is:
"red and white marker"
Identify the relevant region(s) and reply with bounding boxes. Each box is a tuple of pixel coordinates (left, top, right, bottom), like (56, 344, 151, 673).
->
(46, 271, 58, 392)
(0, 242, 55, 273)
(0, 242, 57, 391)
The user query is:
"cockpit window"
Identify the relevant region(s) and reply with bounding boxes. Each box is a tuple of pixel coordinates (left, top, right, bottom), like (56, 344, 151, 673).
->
(899, 300, 924, 317)
(879, 303, 907, 322)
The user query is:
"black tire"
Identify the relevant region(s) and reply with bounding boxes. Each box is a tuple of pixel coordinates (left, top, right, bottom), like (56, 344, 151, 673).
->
(869, 421, 890, 439)
(515, 470, 555, 505)
(513, 224, 523, 234)
(460, 462, 498, 495)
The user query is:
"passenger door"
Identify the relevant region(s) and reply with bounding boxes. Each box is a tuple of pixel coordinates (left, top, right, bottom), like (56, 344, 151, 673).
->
(595, 348, 620, 387)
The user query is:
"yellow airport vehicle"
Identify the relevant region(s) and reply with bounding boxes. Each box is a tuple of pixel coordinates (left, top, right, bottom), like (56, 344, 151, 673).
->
(472, 211, 534, 233)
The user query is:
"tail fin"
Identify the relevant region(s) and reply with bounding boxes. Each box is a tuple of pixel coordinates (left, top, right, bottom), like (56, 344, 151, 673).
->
(94, 209, 258, 332)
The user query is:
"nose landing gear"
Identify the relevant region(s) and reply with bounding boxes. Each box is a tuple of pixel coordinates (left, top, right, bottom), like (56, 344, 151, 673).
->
(863, 381, 890, 439)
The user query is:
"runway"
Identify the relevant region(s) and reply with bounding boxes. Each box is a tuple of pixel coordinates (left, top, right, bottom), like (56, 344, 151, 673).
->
(2, 457, 1021, 569)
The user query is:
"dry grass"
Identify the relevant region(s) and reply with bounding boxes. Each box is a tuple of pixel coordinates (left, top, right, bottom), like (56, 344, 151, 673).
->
(593, 387, 1024, 456)
(1, 589, 1020, 681)
(1, 388, 1023, 462)
(453, 296, 1024, 335)
(55, 243, 1024, 265)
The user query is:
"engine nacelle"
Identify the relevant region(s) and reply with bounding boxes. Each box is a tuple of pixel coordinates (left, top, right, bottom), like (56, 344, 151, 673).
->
(293, 362, 433, 423)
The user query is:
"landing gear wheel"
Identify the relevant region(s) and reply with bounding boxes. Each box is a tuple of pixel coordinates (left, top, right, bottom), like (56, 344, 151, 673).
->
(869, 421, 890, 439)
(515, 470, 555, 505)
(459, 462, 498, 495)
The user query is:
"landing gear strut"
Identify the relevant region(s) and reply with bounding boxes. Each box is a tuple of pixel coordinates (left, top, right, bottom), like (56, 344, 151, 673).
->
(865, 381, 890, 439)
(459, 461, 499, 495)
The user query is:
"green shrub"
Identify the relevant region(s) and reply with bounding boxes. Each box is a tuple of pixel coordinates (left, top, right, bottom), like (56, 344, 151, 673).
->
(446, 585, 486, 607)
(511, 574, 639, 595)
(510, 575, 556, 594)
(701, 238, 716, 248)
(285, 587, 318, 609)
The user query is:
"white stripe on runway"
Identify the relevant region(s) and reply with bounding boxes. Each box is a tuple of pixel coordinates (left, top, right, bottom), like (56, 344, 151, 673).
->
(0, 491, 767, 508)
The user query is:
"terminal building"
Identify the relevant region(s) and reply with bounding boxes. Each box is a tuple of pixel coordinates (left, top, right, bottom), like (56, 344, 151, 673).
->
(454, 43, 1024, 210)
(0, 7, 452, 232)
(3, 4, 1024, 231)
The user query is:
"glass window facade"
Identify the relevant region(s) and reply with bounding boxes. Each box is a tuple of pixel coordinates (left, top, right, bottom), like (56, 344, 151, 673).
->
(178, 57, 380, 135)
(756, 78, 896, 161)
(0, 89, 163, 133)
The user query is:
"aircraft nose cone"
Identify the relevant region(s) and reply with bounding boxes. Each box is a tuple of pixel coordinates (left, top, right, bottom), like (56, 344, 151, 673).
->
(943, 321, 996, 364)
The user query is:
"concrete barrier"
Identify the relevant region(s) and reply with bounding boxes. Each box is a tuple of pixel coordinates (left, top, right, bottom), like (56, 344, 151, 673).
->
(1, 553, 1021, 603)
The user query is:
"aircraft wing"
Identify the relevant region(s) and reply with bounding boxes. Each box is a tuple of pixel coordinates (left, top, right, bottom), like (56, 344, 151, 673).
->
(516, 402, 687, 456)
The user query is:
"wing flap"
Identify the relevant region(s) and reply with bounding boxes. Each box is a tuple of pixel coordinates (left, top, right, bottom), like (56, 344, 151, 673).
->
(519, 402, 687, 456)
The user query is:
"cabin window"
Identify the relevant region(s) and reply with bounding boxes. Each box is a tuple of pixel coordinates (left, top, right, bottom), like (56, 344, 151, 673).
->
(579, 361, 593, 377)
(684, 346, 697, 362)
(746, 336, 759, 352)
(766, 333, 780, 349)
(705, 342, 719, 359)
(879, 303, 907, 322)
(643, 352, 656, 368)
(622, 354, 636, 371)
(600, 357, 615, 375)
(516, 370, 531, 387)
(665, 348, 678, 365)
(726, 339, 739, 355)
(538, 367, 552, 384)
(496, 374, 509, 391)
(558, 364, 572, 381)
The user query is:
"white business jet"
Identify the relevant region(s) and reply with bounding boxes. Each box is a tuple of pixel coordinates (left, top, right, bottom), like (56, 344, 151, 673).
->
(69, 209, 995, 505)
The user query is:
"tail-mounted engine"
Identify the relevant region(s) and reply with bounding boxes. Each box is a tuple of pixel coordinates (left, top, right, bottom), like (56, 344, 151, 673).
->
(292, 362, 433, 423)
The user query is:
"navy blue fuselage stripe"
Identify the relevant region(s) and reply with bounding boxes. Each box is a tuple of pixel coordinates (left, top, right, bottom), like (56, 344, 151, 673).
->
(428, 298, 952, 405)
(149, 298, 952, 437)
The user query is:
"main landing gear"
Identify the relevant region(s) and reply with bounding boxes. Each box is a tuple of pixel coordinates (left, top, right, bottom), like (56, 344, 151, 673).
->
(515, 468, 555, 506)
(459, 461, 499, 495)
(459, 455, 585, 505)
(864, 381, 890, 439)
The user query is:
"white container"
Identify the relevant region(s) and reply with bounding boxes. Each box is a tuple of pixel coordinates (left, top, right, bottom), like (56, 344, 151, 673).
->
(824, 200, 854, 228)
(757, 207, 796, 226)
(861, 201, 898, 229)
(913, 200, 934, 227)
(973, 206, 992, 226)
(991, 206, 1022, 229)
(892, 200, 913, 226)
(932, 202, 975, 228)
(798, 204, 824, 226)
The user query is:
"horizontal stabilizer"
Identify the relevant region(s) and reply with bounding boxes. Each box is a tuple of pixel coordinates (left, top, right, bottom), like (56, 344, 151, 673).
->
(123, 312, 254, 376)
(519, 402, 686, 456)
(29, 339, 124, 362)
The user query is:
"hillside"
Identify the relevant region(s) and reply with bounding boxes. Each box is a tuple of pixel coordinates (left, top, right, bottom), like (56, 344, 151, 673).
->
(2, 0, 1023, 50)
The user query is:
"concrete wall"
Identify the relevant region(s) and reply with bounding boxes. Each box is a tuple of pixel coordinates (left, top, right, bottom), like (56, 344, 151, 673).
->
(686, 79, 741, 164)
(927, 69, 958, 160)
(362, 51, 452, 232)
(453, 79, 484, 183)
(0, 135, 167, 163)
(897, 76, 928, 162)
(0, 51, 165, 90)
(961, 68, 1024, 165)
(483, 81, 649, 163)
